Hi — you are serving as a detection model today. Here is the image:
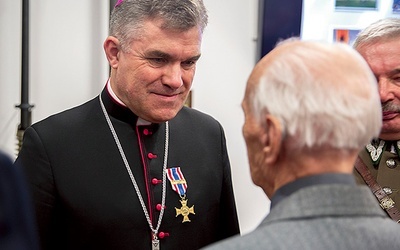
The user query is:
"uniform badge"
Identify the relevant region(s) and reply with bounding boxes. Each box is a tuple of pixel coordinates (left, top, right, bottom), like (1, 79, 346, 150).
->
(167, 167, 195, 223)
(366, 139, 385, 165)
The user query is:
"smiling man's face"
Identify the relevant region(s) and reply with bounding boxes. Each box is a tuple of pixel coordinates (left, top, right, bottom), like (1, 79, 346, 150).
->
(110, 18, 202, 123)
(357, 38, 400, 140)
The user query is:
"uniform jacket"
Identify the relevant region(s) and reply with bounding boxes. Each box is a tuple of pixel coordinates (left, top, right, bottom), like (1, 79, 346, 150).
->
(203, 184, 400, 250)
(0, 151, 39, 250)
(354, 146, 400, 215)
(15, 88, 240, 250)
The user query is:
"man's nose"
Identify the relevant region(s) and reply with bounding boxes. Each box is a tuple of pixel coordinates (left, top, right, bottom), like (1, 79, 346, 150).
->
(379, 77, 395, 103)
(162, 64, 183, 89)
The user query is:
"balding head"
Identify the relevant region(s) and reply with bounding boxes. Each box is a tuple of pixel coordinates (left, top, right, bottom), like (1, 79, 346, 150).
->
(242, 39, 382, 196)
(244, 39, 381, 152)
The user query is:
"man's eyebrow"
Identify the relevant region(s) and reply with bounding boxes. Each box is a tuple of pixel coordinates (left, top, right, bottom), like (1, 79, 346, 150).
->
(188, 54, 201, 62)
(145, 50, 201, 61)
(145, 50, 171, 59)
(389, 68, 400, 76)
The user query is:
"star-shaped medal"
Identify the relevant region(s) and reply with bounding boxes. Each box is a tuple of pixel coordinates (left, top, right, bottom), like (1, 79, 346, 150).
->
(175, 198, 195, 223)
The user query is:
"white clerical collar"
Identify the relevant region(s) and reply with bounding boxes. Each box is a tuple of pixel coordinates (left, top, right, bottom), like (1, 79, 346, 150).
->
(106, 79, 126, 107)
(106, 79, 152, 126)
(137, 118, 151, 126)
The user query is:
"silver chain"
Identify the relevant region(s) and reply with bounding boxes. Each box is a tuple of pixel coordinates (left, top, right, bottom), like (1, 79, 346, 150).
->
(99, 95, 168, 239)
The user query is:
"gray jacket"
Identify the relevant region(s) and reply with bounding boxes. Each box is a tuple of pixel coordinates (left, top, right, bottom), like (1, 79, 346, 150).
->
(203, 184, 400, 250)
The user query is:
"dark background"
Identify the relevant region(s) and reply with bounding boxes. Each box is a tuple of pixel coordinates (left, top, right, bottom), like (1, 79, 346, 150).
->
(257, 0, 303, 60)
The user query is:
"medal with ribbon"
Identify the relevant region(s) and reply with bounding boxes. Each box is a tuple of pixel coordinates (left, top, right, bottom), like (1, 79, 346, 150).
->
(167, 167, 195, 223)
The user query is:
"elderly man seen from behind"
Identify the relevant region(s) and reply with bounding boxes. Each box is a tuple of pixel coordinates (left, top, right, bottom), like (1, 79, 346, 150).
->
(203, 39, 400, 250)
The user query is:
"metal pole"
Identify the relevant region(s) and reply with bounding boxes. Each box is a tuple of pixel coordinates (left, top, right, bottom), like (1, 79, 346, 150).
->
(109, 0, 117, 75)
(110, 0, 117, 16)
(16, 0, 34, 153)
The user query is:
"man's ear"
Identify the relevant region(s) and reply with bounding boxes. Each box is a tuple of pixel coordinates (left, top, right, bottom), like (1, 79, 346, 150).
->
(104, 36, 121, 69)
(262, 114, 283, 165)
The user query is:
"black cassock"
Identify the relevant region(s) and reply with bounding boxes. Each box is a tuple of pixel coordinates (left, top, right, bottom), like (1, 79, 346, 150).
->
(15, 86, 240, 250)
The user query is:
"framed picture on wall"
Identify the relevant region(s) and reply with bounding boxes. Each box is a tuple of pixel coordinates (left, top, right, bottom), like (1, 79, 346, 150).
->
(333, 28, 361, 46)
(184, 90, 192, 108)
(394, 0, 400, 13)
(335, 0, 377, 10)
(256, 0, 302, 60)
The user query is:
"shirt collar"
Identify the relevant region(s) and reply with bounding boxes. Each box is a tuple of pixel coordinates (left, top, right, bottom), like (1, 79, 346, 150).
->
(270, 173, 356, 209)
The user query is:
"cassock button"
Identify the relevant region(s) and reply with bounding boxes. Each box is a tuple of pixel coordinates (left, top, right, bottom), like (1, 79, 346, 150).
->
(158, 232, 169, 239)
(386, 158, 396, 169)
(156, 204, 166, 211)
(148, 153, 157, 159)
(152, 178, 161, 185)
(143, 128, 152, 135)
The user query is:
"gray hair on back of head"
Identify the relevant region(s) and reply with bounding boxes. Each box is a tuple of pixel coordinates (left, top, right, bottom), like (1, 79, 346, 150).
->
(250, 40, 381, 151)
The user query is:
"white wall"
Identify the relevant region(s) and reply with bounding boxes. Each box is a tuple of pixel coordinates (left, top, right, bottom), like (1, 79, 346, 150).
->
(0, 0, 109, 157)
(0, 0, 267, 234)
(195, 0, 269, 234)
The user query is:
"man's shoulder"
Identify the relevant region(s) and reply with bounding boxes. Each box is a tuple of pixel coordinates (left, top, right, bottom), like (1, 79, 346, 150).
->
(201, 228, 281, 250)
(0, 151, 17, 184)
(177, 106, 217, 119)
(32, 97, 99, 129)
(174, 107, 222, 127)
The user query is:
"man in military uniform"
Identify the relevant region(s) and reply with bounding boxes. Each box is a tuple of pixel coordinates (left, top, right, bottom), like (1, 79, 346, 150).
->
(353, 18, 400, 221)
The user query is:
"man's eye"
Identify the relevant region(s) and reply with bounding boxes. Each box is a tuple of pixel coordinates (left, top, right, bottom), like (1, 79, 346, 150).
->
(182, 60, 196, 69)
(149, 58, 167, 65)
(391, 75, 400, 85)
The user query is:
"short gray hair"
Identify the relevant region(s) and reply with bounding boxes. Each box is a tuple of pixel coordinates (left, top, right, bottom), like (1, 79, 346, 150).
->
(250, 40, 381, 151)
(109, 0, 208, 51)
(353, 18, 400, 49)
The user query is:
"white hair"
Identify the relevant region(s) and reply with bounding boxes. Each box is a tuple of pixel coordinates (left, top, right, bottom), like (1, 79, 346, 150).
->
(250, 40, 381, 150)
(354, 18, 400, 49)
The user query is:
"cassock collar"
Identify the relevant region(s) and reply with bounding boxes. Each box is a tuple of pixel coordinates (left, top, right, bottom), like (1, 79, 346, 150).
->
(100, 86, 159, 131)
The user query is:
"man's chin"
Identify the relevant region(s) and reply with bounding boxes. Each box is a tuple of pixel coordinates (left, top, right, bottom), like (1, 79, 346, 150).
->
(149, 110, 181, 123)
(379, 128, 400, 141)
